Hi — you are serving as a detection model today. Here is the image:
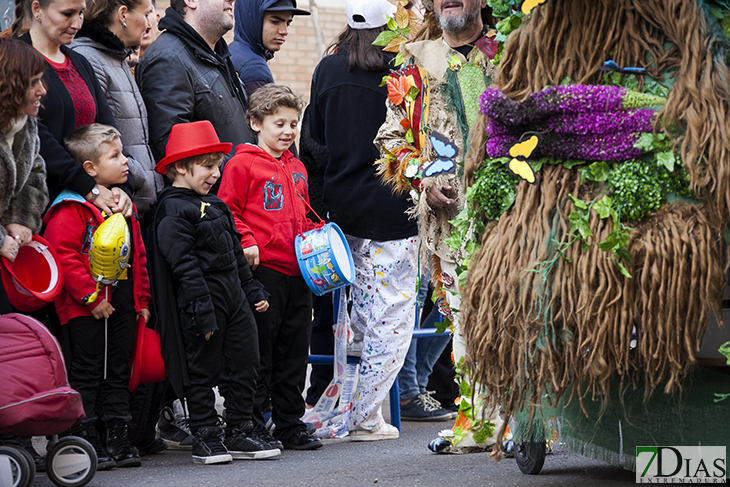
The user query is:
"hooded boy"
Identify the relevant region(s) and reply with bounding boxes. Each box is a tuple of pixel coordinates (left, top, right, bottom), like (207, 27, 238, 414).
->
(229, 0, 310, 97)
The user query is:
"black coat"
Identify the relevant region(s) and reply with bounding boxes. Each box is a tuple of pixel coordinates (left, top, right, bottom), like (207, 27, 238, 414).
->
(18, 33, 131, 204)
(308, 46, 417, 240)
(136, 7, 253, 165)
(148, 186, 268, 399)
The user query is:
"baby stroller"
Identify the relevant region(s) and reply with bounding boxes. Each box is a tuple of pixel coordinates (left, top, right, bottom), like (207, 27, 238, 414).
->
(0, 313, 97, 487)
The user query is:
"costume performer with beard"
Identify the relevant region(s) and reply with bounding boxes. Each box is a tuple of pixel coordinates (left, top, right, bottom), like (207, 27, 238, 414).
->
(457, 0, 730, 463)
(375, 0, 507, 452)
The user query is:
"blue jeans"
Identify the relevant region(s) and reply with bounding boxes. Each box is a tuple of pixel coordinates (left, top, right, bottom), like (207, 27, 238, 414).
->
(398, 305, 451, 401)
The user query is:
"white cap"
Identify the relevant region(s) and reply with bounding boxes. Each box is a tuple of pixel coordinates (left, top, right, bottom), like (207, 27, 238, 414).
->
(347, 0, 397, 29)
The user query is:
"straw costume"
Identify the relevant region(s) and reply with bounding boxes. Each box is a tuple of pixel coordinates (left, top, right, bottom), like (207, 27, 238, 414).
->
(455, 0, 730, 457)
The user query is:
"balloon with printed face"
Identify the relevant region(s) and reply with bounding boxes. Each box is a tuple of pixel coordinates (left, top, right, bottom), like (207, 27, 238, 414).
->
(84, 213, 130, 304)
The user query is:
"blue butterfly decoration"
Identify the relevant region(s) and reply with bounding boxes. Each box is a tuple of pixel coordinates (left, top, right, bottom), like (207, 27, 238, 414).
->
(423, 131, 458, 178)
(599, 59, 646, 74)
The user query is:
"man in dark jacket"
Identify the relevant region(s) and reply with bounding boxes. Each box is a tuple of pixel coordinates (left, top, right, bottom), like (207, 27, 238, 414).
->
(229, 0, 309, 97)
(136, 0, 252, 164)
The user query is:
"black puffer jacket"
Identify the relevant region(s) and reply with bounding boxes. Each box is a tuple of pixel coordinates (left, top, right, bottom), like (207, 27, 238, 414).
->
(136, 7, 253, 164)
(152, 186, 268, 335)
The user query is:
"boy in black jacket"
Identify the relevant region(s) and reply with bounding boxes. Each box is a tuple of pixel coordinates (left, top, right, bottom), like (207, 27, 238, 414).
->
(149, 121, 279, 465)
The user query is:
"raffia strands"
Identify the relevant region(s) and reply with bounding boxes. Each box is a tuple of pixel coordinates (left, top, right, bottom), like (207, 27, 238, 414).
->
(462, 166, 723, 443)
(492, 0, 730, 227)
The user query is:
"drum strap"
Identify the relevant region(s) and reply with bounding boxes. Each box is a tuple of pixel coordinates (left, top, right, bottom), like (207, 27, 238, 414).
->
(301, 288, 358, 438)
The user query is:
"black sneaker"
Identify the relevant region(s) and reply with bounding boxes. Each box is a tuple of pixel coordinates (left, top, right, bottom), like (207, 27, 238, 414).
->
(157, 406, 193, 450)
(400, 393, 454, 422)
(192, 427, 232, 465)
(136, 438, 168, 456)
(253, 423, 283, 450)
(224, 422, 280, 460)
(69, 423, 116, 470)
(106, 419, 141, 468)
(279, 429, 323, 450)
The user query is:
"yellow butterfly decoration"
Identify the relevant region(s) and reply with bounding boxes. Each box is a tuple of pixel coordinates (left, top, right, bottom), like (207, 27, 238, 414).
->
(519, 0, 548, 15)
(508, 133, 541, 185)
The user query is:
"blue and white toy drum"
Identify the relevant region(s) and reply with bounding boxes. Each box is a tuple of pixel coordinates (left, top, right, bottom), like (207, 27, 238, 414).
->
(295, 223, 355, 296)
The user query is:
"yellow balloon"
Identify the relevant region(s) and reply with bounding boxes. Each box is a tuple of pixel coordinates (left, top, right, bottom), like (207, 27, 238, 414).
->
(83, 213, 130, 304)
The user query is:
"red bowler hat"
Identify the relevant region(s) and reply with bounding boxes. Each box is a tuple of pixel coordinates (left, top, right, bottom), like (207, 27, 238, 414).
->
(154, 120, 232, 175)
(1, 235, 63, 312)
(128, 316, 166, 393)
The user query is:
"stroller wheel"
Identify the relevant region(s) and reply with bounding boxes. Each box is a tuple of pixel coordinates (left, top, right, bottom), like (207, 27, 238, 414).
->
(515, 441, 546, 475)
(46, 437, 97, 487)
(0, 445, 33, 487)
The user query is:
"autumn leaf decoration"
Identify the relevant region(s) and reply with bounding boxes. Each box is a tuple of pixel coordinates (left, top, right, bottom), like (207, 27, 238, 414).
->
(384, 74, 418, 143)
(385, 75, 417, 106)
(372, 0, 421, 66)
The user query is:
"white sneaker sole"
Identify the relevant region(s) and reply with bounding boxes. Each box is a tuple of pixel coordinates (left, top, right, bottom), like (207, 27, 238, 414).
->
(192, 453, 232, 464)
(349, 425, 400, 442)
(229, 448, 281, 460)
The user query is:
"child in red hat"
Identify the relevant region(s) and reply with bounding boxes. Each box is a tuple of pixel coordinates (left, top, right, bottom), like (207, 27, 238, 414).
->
(147, 120, 279, 465)
(218, 84, 321, 450)
(43, 123, 150, 469)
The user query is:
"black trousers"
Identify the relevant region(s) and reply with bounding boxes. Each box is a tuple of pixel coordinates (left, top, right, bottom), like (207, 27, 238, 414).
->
(252, 266, 312, 440)
(64, 279, 135, 423)
(181, 277, 259, 434)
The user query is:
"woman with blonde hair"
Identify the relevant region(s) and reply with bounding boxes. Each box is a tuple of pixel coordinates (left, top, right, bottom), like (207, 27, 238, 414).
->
(13, 0, 133, 217)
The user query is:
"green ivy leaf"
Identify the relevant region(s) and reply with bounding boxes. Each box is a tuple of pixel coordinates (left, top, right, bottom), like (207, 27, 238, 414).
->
(372, 30, 398, 47)
(593, 196, 613, 219)
(657, 151, 675, 172)
(569, 209, 592, 240)
(616, 261, 633, 278)
(387, 17, 397, 30)
(586, 161, 611, 182)
(718, 341, 730, 365)
(568, 194, 588, 210)
(563, 159, 586, 169)
(634, 132, 655, 151)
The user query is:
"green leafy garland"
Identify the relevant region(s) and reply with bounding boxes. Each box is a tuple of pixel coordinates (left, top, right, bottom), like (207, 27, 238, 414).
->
(448, 68, 697, 284)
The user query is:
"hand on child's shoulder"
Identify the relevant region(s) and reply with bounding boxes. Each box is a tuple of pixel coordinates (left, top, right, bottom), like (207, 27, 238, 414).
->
(255, 300, 269, 313)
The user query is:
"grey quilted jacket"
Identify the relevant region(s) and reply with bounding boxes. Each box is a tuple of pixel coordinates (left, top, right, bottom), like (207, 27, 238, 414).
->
(71, 23, 163, 217)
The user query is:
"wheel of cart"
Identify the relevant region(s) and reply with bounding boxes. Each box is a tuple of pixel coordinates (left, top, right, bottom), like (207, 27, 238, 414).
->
(515, 441, 546, 474)
(0, 445, 35, 487)
(44, 435, 97, 487)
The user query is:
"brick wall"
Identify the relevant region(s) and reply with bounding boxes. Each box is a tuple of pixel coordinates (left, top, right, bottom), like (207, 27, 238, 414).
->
(268, 5, 348, 102)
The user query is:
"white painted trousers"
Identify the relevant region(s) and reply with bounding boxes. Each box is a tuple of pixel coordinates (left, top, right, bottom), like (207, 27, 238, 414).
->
(346, 235, 418, 431)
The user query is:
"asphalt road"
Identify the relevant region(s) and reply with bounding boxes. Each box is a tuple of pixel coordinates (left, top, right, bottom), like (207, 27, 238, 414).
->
(31, 421, 637, 487)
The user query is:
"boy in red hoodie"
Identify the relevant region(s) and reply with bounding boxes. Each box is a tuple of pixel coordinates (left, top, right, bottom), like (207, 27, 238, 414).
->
(43, 124, 150, 470)
(218, 84, 321, 450)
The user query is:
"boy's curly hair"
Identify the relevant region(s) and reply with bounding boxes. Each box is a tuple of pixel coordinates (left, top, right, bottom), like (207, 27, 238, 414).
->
(246, 84, 305, 131)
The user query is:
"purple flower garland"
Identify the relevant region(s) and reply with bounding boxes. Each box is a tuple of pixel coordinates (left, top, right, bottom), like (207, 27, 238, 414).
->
(480, 85, 661, 162)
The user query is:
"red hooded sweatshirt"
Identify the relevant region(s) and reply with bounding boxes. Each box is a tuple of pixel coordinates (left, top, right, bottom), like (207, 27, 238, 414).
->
(42, 190, 150, 325)
(218, 143, 314, 276)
